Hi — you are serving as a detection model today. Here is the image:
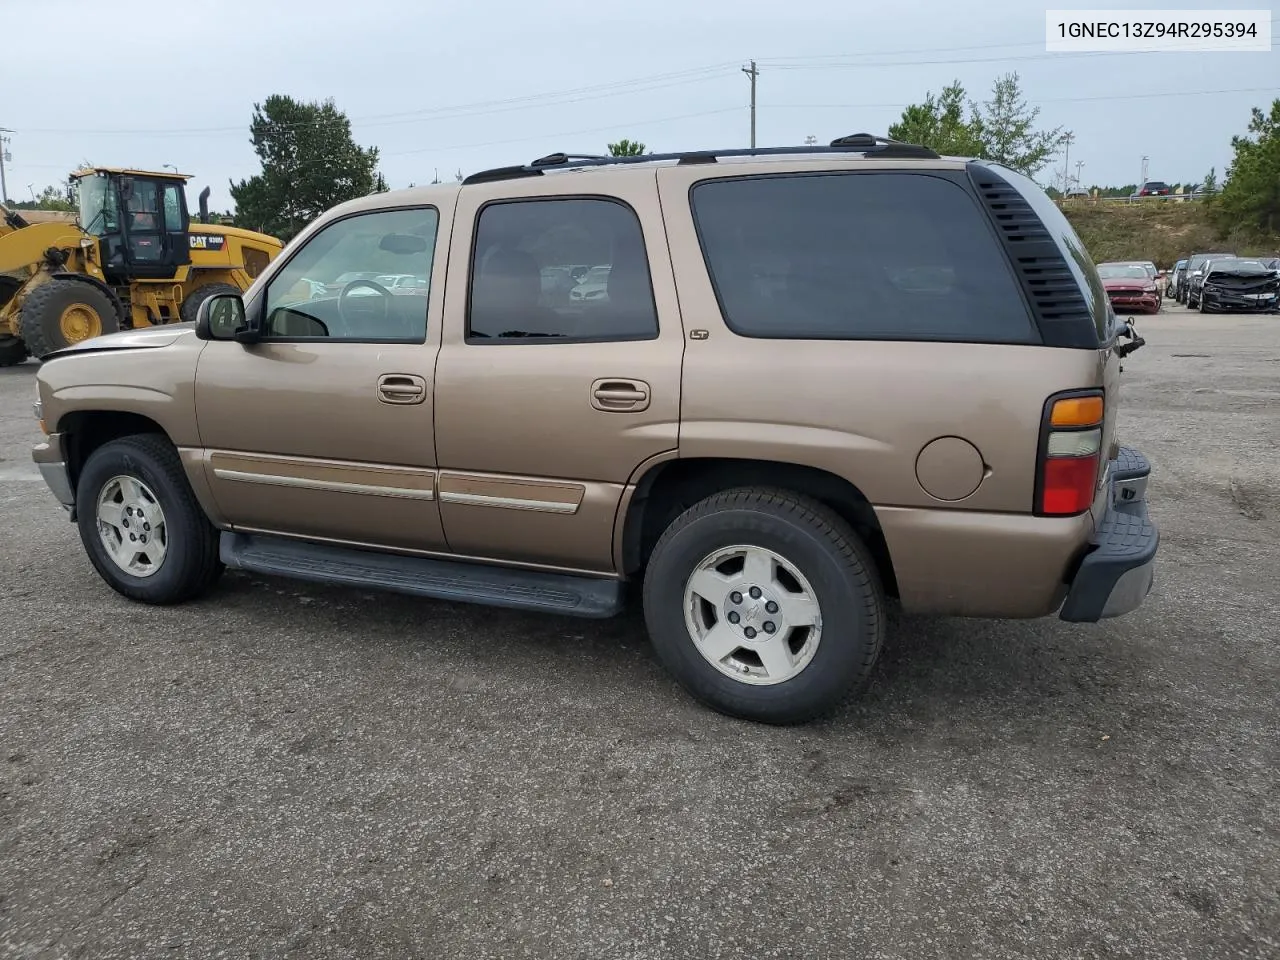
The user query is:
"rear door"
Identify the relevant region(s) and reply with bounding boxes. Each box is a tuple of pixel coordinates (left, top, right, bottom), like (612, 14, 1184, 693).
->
(432, 172, 685, 573)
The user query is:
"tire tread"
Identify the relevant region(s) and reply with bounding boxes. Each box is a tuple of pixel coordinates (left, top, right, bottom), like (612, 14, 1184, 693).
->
(77, 433, 222, 604)
(644, 485, 886, 723)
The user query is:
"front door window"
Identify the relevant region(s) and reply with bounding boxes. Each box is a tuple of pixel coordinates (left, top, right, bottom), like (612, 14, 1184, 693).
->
(260, 207, 439, 342)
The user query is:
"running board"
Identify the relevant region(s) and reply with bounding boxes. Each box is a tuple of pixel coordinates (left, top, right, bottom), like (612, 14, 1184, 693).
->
(219, 532, 625, 618)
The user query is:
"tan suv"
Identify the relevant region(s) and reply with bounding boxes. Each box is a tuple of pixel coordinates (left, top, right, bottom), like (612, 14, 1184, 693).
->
(30, 135, 1158, 724)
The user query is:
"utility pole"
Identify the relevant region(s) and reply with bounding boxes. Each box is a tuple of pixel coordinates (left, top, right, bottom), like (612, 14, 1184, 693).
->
(0, 128, 12, 204)
(1060, 131, 1074, 193)
(1074, 160, 1084, 190)
(742, 60, 759, 148)
(1140, 155, 1149, 187)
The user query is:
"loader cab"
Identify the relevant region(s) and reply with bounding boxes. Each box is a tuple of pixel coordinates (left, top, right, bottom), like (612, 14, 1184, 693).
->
(73, 168, 192, 282)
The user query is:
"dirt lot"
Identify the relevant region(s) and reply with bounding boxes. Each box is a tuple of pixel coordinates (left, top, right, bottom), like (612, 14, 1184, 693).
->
(2, 305, 1278, 960)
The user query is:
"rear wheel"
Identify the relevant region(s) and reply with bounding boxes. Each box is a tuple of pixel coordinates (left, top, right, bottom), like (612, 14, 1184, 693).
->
(0, 336, 28, 366)
(642, 487, 886, 724)
(0, 277, 28, 366)
(75, 434, 223, 605)
(18, 279, 120, 359)
(179, 281, 242, 325)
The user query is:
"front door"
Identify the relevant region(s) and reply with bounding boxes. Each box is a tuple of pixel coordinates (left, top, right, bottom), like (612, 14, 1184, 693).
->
(432, 175, 686, 574)
(195, 201, 452, 552)
(117, 176, 187, 278)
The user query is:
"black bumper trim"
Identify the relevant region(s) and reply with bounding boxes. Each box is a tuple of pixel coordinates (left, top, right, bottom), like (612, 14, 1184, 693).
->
(1059, 449, 1159, 623)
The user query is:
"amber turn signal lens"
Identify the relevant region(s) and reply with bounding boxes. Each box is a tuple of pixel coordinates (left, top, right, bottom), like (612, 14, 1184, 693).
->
(1050, 395, 1104, 427)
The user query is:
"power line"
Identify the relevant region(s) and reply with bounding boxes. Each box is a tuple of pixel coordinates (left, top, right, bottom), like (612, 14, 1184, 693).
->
(15, 31, 1262, 139)
(766, 85, 1279, 110)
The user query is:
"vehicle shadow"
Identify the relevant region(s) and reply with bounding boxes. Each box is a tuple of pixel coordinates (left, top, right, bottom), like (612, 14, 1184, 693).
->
(197, 570, 1139, 730)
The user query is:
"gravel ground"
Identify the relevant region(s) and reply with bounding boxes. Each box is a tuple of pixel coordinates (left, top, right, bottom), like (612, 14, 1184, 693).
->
(2, 305, 1278, 960)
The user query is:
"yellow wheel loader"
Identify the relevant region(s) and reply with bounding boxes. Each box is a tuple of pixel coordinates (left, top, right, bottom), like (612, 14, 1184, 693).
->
(0, 167, 284, 364)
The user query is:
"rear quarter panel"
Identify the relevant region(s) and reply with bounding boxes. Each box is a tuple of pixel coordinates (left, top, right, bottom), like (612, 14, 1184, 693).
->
(655, 160, 1113, 617)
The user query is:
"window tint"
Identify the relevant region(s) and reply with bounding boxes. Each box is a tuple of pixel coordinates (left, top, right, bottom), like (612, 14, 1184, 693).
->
(467, 198, 657, 341)
(690, 172, 1036, 343)
(261, 207, 438, 341)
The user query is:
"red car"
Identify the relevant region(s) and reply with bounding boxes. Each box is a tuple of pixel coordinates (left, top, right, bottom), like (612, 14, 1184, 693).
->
(1138, 180, 1171, 196)
(1096, 262, 1161, 313)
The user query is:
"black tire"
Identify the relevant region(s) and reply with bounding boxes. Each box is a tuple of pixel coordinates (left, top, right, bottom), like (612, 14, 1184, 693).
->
(1199, 295, 1212, 314)
(179, 282, 242, 325)
(641, 487, 886, 724)
(75, 434, 223, 605)
(18, 279, 120, 359)
(0, 336, 28, 367)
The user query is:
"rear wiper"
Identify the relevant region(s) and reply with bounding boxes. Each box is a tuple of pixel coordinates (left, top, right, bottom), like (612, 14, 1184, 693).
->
(498, 330, 565, 338)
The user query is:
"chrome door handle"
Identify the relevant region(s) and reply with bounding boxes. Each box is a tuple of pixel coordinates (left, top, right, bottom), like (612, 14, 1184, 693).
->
(591, 378, 650, 411)
(377, 374, 427, 404)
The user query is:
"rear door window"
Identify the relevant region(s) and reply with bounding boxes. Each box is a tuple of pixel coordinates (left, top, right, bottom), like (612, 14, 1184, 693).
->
(689, 171, 1036, 343)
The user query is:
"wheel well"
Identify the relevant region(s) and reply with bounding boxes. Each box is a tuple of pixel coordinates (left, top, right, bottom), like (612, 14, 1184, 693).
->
(60, 411, 168, 490)
(622, 458, 899, 598)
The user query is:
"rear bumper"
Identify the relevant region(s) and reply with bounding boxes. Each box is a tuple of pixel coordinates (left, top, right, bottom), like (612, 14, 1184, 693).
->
(1058, 446, 1159, 623)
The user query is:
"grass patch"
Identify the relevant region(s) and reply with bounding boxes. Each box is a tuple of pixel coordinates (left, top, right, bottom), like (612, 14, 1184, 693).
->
(1061, 200, 1279, 268)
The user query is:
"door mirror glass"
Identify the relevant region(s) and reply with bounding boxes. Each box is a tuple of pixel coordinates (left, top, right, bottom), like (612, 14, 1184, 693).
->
(196, 292, 247, 340)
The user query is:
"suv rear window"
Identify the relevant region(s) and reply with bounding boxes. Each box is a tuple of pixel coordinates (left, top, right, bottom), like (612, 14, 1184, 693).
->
(689, 172, 1036, 343)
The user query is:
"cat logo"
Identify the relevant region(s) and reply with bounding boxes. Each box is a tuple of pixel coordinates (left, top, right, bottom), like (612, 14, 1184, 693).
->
(189, 234, 226, 251)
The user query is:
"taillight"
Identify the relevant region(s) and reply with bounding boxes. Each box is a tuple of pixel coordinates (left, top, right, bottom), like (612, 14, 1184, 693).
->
(1037, 391, 1104, 516)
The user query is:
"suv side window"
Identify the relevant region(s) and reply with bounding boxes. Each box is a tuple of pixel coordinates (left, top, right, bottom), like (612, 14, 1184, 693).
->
(261, 207, 438, 342)
(467, 197, 658, 342)
(690, 172, 1036, 343)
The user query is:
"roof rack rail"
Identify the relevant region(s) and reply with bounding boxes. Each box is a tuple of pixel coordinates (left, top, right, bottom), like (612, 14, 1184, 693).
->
(460, 134, 940, 185)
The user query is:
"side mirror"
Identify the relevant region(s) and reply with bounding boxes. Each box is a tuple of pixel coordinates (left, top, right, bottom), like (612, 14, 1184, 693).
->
(195, 292, 258, 343)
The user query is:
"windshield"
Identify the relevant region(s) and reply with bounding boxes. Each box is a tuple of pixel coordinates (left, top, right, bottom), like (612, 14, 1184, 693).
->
(1207, 259, 1268, 275)
(76, 175, 118, 235)
(1188, 253, 1234, 271)
(1097, 264, 1150, 280)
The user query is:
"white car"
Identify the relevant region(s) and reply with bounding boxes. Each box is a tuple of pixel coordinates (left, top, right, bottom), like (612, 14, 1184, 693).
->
(569, 264, 611, 302)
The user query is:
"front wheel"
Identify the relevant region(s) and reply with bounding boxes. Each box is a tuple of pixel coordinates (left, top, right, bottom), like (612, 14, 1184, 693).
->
(179, 282, 243, 325)
(75, 434, 223, 604)
(642, 487, 886, 724)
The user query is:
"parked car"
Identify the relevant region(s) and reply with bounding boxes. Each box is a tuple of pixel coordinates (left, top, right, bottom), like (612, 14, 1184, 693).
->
(1096, 262, 1161, 314)
(1134, 180, 1171, 198)
(1183, 251, 1236, 306)
(568, 264, 612, 303)
(30, 136, 1159, 724)
(1167, 259, 1187, 299)
(1196, 258, 1280, 313)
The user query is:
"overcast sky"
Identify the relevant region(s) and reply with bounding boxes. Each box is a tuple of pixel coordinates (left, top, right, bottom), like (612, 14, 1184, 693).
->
(2, 0, 1276, 212)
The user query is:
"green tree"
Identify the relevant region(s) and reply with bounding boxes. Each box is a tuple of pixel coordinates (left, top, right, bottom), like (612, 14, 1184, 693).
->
(9, 184, 73, 211)
(229, 94, 385, 241)
(1216, 99, 1279, 234)
(888, 73, 1066, 178)
(607, 139, 647, 157)
(887, 81, 984, 157)
(972, 73, 1065, 177)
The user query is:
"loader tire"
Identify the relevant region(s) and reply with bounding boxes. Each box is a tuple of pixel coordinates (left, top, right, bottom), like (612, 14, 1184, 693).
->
(0, 336, 28, 366)
(179, 282, 242, 325)
(19, 280, 120, 359)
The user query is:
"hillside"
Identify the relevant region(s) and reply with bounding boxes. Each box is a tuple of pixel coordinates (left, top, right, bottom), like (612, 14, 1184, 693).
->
(1061, 200, 1279, 269)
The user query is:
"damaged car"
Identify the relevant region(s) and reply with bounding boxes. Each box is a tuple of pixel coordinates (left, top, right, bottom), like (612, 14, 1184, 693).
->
(1196, 257, 1280, 314)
